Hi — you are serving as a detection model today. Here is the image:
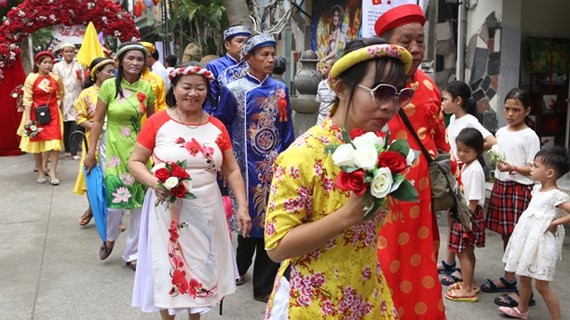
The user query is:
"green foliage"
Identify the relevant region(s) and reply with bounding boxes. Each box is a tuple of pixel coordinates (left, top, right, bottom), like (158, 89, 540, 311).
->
(165, 0, 230, 56)
(389, 180, 418, 202)
(387, 139, 410, 157)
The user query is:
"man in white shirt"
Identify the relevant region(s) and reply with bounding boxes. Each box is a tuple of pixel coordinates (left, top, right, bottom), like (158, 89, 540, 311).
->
(52, 42, 83, 159)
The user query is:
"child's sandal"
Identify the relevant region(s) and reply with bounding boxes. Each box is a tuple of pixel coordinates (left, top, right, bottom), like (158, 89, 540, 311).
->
(437, 260, 456, 275)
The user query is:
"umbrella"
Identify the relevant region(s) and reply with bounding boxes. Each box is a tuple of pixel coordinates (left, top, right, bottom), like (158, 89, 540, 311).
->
(71, 131, 107, 242)
(76, 22, 105, 68)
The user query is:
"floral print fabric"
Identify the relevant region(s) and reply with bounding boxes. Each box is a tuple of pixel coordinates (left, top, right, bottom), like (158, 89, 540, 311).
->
(98, 77, 154, 209)
(264, 118, 396, 319)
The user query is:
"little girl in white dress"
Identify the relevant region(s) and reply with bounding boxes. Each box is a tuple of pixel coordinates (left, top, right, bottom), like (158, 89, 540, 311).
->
(500, 146, 570, 320)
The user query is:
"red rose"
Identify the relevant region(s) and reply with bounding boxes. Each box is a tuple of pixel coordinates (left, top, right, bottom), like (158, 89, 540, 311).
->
(378, 151, 407, 174)
(154, 168, 170, 183)
(171, 165, 189, 179)
(336, 169, 367, 196)
(171, 184, 187, 198)
(349, 128, 365, 140)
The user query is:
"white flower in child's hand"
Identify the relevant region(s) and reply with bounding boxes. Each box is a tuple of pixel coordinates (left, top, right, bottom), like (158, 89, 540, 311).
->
(163, 177, 179, 190)
(332, 144, 357, 167)
(371, 167, 393, 198)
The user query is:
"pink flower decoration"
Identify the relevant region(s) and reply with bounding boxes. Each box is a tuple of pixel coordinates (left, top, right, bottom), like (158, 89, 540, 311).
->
(111, 186, 131, 203)
(120, 127, 131, 138)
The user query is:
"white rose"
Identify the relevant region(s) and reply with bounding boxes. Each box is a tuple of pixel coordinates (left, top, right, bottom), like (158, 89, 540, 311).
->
(183, 179, 192, 192)
(490, 144, 500, 153)
(151, 162, 166, 173)
(332, 144, 357, 167)
(163, 177, 179, 190)
(352, 132, 384, 150)
(370, 167, 393, 199)
(30, 125, 37, 131)
(11, 93, 18, 98)
(354, 144, 378, 171)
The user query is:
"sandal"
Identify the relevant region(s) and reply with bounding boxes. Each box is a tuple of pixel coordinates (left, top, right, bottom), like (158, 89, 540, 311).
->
(449, 281, 480, 293)
(437, 260, 456, 274)
(79, 210, 93, 226)
(444, 289, 479, 302)
(99, 242, 114, 260)
(494, 291, 536, 307)
(480, 277, 517, 293)
(498, 306, 529, 319)
(440, 268, 463, 286)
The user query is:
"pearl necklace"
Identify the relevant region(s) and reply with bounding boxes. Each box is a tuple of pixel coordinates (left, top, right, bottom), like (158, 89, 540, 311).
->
(175, 107, 203, 129)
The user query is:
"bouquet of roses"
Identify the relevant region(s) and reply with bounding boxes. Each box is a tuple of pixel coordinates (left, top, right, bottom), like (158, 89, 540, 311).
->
(326, 128, 419, 220)
(22, 121, 43, 137)
(152, 161, 196, 206)
(488, 144, 506, 165)
(10, 84, 24, 111)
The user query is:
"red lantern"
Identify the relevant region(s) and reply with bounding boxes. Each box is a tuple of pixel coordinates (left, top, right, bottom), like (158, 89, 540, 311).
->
(0, 0, 8, 8)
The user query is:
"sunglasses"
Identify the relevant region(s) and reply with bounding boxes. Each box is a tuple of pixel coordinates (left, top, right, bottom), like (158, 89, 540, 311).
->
(357, 84, 415, 107)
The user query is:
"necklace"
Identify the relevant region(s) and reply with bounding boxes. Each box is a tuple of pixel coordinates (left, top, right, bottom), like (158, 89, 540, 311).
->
(175, 107, 203, 129)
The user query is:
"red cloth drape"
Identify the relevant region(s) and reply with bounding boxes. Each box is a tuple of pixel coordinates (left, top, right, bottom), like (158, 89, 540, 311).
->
(0, 57, 26, 156)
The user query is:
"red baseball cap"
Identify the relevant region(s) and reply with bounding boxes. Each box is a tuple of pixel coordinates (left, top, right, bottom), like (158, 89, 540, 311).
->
(374, 4, 426, 37)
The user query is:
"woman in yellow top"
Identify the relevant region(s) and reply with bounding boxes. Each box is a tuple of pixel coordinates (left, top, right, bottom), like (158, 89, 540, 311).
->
(19, 51, 64, 185)
(264, 38, 414, 319)
(74, 57, 116, 226)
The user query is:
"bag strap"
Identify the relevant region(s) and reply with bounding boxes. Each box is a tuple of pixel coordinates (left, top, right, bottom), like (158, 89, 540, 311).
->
(398, 109, 433, 163)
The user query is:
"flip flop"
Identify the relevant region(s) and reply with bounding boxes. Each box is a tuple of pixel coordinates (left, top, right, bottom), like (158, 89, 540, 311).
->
(444, 289, 479, 302)
(480, 277, 517, 293)
(449, 281, 480, 293)
(79, 210, 93, 226)
(440, 268, 463, 286)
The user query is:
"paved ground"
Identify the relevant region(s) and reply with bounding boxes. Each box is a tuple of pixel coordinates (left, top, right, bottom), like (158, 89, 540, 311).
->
(1, 153, 569, 320)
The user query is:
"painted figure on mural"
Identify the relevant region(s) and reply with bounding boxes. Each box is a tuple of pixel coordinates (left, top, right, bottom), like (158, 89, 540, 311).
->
(314, 0, 362, 66)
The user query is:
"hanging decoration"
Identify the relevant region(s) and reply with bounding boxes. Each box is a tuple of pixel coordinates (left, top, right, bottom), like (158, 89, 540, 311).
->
(0, 0, 141, 83)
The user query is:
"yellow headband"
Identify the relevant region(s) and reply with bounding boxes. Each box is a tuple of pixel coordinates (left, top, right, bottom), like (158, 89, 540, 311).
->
(90, 59, 114, 80)
(328, 44, 413, 87)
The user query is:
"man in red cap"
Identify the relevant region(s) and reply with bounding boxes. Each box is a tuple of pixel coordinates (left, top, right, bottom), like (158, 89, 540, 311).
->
(375, 4, 454, 320)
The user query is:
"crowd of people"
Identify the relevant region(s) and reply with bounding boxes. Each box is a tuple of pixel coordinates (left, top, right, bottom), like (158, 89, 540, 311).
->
(15, 3, 570, 320)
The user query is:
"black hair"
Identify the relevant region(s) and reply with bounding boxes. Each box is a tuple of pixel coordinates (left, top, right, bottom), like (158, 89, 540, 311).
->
(165, 55, 177, 68)
(504, 88, 532, 126)
(456, 128, 484, 156)
(534, 146, 570, 179)
(456, 127, 485, 166)
(84, 57, 113, 88)
(443, 81, 481, 122)
(505, 87, 531, 107)
(114, 41, 147, 99)
(333, 37, 407, 115)
(151, 49, 159, 60)
(273, 56, 286, 75)
(165, 61, 213, 108)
